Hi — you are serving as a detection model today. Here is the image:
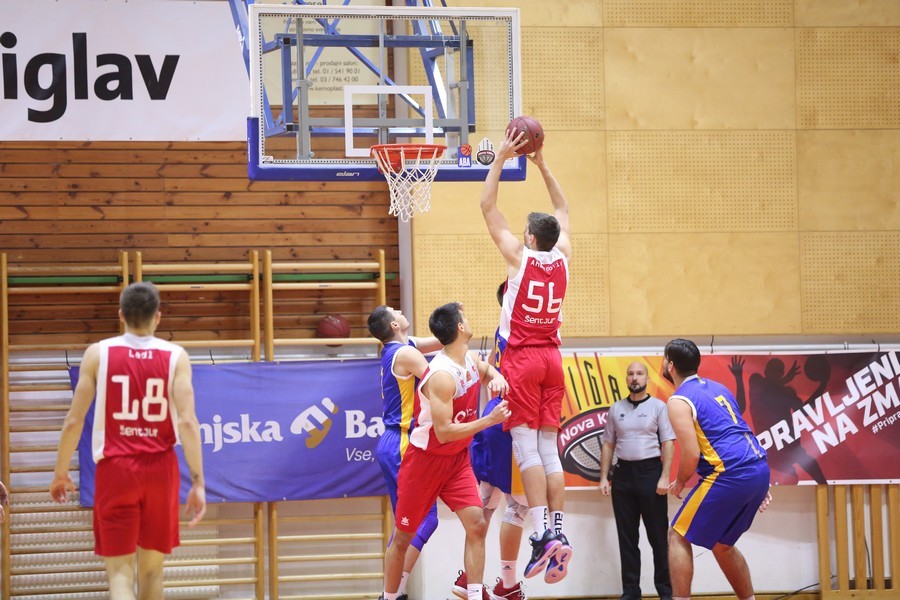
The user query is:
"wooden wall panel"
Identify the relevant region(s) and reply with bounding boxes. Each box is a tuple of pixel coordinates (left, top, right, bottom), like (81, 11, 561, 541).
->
(0, 141, 397, 346)
(608, 131, 797, 232)
(603, 0, 793, 26)
(796, 0, 900, 26)
(605, 28, 795, 130)
(609, 233, 802, 336)
(797, 28, 900, 129)
(801, 233, 900, 333)
(798, 130, 900, 231)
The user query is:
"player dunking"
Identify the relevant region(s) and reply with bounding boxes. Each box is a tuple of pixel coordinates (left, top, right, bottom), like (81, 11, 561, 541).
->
(367, 305, 444, 599)
(382, 302, 510, 600)
(480, 128, 573, 582)
(50, 282, 206, 600)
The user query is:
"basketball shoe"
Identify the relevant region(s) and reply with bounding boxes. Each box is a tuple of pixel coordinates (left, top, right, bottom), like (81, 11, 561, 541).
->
(523, 529, 561, 578)
(491, 578, 526, 600)
(452, 570, 467, 599)
(452, 570, 495, 600)
(543, 532, 573, 583)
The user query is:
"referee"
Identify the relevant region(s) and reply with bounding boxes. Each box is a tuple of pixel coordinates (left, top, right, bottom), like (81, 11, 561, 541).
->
(600, 361, 675, 600)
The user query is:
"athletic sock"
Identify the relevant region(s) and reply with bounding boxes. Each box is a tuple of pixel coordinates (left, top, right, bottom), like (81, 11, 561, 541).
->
(529, 506, 548, 536)
(467, 583, 483, 600)
(383, 592, 399, 600)
(398, 572, 409, 594)
(738, 596, 756, 600)
(551, 510, 564, 536)
(500, 560, 517, 587)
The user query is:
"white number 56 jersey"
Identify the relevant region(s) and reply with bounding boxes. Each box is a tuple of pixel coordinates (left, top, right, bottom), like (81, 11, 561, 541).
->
(499, 247, 569, 347)
(92, 333, 183, 462)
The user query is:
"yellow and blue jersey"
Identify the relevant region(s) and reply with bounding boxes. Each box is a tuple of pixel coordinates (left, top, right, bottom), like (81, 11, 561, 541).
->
(670, 375, 766, 478)
(380, 340, 418, 443)
(670, 374, 769, 549)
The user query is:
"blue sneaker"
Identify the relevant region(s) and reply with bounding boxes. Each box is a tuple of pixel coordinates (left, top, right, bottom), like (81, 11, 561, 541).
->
(523, 529, 561, 578)
(543, 532, 573, 583)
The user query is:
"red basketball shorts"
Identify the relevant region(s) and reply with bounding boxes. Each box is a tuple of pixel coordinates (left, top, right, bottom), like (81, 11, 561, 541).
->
(394, 447, 481, 533)
(93, 450, 180, 556)
(501, 345, 565, 430)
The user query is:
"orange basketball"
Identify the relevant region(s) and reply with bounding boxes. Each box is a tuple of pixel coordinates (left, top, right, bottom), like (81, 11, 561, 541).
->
(507, 115, 544, 155)
(316, 314, 351, 339)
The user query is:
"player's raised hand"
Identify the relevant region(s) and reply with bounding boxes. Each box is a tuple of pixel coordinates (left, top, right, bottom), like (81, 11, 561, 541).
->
(496, 127, 527, 162)
(488, 399, 511, 425)
(185, 484, 207, 528)
(49, 473, 76, 504)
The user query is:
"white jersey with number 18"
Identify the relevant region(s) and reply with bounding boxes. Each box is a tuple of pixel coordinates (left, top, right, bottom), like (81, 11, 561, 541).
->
(499, 247, 569, 347)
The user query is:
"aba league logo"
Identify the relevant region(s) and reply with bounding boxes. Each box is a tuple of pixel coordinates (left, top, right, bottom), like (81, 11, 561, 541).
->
(557, 407, 609, 482)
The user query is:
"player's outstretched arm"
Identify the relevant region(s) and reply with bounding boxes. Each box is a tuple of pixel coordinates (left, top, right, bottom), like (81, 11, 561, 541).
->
(528, 148, 571, 261)
(667, 397, 699, 499)
(393, 345, 431, 380)
(50, 344, 100, 504)
(429, 372, 510, 443)
(409, 335, 442, 355)
(480, 128, 528, 268)
(172, 351, 206, 527)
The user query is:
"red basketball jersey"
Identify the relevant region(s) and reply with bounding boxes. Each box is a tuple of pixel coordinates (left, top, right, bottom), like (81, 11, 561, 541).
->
(91, 333, 183, 462)
(410, 351, 480, 455)
(499, 247, 569, 347)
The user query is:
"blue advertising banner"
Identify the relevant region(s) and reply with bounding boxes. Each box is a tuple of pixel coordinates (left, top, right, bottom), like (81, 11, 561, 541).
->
(73, 360, 387, 506)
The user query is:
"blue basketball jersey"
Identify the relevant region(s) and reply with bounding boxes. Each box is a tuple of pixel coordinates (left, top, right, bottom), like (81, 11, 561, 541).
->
(670, 375, 767, 478)
(380, 340, 418, 433)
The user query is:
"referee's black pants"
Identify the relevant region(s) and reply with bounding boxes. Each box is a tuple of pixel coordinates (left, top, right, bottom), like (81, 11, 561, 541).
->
(610, 457, 672, 600)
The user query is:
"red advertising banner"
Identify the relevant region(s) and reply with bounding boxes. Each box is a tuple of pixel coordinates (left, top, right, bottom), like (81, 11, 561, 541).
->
(557, 351, 900, 488)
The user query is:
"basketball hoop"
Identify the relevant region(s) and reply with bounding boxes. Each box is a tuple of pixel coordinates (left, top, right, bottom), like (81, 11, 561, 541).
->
(370, 143, 446, 222)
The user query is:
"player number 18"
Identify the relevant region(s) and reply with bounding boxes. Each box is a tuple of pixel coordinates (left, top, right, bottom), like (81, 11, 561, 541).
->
(111, 375, 169, 422)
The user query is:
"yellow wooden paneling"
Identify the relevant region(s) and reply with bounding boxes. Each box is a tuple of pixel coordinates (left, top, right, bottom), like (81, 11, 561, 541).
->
(609, 233, 802, 336)
(608, 131, 797, 232)
(417, 130, 607, 236)
(604, 0, 793, 26)
(447, 0, 603, 27)
(797, 28, 900, 129)
(798, 130, 900, 231)
(411, 235, 507, 337)
(796, 0, 900, 26)
(522, 28, 604, 130)
(605, 28, 795, 130)
(562, 233, 611, 338)
(801, 233, 900, 334)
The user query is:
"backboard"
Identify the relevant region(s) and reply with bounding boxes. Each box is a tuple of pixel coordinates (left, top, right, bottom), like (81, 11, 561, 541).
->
(244, 2, 526, 182)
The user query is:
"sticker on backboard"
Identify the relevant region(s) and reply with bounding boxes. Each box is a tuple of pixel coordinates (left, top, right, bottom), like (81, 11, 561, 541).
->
(477, 138, 495, 166)
(458, 144, 472, 167)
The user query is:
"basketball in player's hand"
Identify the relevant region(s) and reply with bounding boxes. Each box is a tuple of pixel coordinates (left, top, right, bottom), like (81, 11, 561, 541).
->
(316, 314, 352, 339)
(507, 115, 544, 155)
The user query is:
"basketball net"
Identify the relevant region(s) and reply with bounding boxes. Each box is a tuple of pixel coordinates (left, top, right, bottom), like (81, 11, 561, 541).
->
(370, 144, 446, 222)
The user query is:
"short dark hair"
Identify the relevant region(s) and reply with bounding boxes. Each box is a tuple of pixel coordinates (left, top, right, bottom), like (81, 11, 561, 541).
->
(664, 338, 701, 377)
(120, 282, 160, 328)
(496, 281, 506, 307)
(527, 212, 561, 252)
(428, 302, 464, 345)
(367, 305, 395, 343)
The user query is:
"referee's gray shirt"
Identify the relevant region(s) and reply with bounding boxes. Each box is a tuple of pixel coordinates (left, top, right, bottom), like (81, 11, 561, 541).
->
(601, 396, 675, 461)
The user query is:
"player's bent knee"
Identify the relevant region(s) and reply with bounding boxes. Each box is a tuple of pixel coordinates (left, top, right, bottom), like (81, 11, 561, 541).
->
(538, 429, 563, 475)
(511, 426, 543, 472)
(502, 499, 527, 528)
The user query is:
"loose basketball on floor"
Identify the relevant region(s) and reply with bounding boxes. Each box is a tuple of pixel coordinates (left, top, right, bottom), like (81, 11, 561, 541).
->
(507, 115, 544, 155)
(316, 314, 352, 339)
